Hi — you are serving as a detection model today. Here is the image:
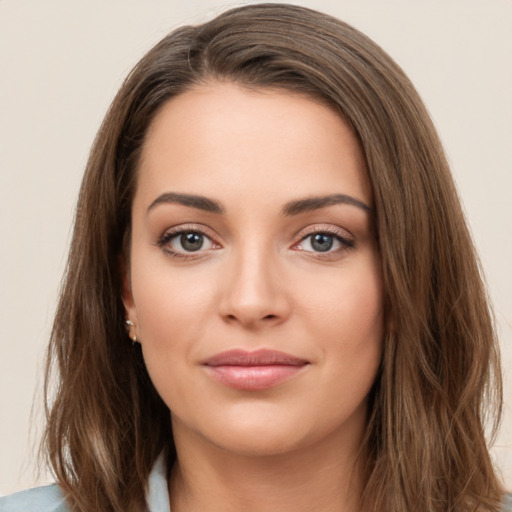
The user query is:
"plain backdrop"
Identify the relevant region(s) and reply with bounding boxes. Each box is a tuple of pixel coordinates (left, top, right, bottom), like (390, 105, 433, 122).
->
(1, 0, 511, 496)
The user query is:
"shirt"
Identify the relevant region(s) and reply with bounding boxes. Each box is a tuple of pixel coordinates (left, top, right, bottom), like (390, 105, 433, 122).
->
(0, 454, 170, 512)
(1, 456, 511, 511)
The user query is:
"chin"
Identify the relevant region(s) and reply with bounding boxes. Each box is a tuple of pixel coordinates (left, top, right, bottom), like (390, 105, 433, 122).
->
(193, 407, 360, 459)
(172, 404, 313, 458)
(210, 424, 310, 458)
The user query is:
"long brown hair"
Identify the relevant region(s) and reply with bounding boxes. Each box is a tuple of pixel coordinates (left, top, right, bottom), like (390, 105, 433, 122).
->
(42, 4, 504, 511)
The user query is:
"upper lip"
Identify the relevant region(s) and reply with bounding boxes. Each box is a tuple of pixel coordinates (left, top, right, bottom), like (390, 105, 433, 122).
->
(203, 349, 309, 367)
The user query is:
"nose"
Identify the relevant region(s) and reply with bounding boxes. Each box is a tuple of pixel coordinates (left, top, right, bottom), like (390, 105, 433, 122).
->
(218, 244, 291, 329)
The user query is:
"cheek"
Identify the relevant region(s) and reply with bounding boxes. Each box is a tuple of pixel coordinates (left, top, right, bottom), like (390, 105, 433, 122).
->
(130, 251, 217, 342)
(301, 256, 383, 386)
(301, 256, 383, 342)
(131, 265, 214, 405)
(128, 257, 221, 401)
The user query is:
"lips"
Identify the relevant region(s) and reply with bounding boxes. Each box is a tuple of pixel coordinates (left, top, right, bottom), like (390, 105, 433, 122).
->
(202, 349, 309, 391)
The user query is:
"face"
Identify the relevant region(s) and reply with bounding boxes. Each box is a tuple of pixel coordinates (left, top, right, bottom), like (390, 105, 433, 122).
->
(124, 82, 383, 458)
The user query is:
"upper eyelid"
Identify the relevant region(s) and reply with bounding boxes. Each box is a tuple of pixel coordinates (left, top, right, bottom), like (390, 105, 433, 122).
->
(294, 224, 353, 241)
(162, 223, 218, 239)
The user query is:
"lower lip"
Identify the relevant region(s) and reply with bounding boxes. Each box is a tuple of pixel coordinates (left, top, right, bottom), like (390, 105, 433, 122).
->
(204, 364, 307, 390)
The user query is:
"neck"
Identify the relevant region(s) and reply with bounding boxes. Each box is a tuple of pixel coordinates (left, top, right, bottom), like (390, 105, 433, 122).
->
(169, 421, 366, 512)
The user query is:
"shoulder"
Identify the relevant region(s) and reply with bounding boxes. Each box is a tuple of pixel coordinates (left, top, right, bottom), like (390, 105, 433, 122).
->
(502, 493, 512, 512)
(0, 484, 69, 512)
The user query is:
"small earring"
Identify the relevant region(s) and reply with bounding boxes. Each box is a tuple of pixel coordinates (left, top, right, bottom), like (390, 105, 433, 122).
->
(125, 320, 138, 345)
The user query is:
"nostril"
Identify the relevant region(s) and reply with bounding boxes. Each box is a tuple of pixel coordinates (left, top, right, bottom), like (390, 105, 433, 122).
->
(263, 315, 276, 320)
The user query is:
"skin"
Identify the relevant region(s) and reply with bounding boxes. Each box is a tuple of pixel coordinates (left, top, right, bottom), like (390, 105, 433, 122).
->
(123, 82, 383, 512)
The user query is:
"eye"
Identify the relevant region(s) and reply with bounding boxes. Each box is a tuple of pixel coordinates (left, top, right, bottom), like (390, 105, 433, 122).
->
(157, 228, 218, 258)
(294, 228, 355, 256)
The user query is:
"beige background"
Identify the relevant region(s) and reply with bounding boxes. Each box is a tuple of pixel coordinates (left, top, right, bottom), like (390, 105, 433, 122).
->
(1, 0, 511, 495)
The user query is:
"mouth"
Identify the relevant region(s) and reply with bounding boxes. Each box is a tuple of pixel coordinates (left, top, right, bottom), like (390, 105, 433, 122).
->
(202, 349, 310, 391)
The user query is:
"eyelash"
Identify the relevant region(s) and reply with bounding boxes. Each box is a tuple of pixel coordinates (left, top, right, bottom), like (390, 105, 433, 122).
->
(293, 226, 355, 258)
(156, 225, 355, 260)
(156, 225, 218, 260)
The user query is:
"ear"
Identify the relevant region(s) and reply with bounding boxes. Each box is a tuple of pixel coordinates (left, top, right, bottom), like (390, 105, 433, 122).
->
(120, 257, 138, 339)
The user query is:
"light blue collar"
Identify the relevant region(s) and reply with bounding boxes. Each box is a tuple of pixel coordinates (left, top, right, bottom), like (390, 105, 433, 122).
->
(147, 453, 171, 512)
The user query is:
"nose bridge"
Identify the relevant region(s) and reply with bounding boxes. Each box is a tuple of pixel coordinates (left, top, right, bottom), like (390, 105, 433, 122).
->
(219, 235, 288, 326)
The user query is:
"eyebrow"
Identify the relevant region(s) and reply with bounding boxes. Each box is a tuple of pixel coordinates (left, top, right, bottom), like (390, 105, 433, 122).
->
(281, 194, 372, 216)
(147, 192, 371, 216)
(147, 192, 225, 214)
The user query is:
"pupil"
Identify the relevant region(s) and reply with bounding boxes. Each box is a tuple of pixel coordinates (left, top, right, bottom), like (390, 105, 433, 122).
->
(312, 234, 333, 252)
(181, 232, 203, 251)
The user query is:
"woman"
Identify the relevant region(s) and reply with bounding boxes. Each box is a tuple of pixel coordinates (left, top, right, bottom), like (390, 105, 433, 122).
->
(1, 3, 509, 511)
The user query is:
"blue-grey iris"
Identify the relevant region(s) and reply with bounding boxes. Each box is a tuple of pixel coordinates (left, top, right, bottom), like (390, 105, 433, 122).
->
(311, 234, 333, 252)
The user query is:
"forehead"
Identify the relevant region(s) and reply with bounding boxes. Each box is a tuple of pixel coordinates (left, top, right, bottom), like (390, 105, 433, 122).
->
(136, 82, 371, 210)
